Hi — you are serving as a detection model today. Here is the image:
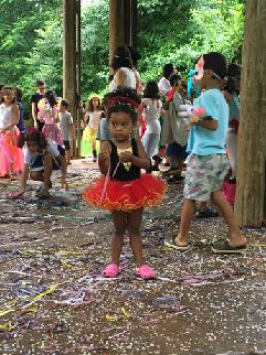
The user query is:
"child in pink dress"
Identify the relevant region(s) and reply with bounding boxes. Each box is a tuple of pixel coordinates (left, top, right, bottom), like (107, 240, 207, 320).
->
(0, 86, 24, 178)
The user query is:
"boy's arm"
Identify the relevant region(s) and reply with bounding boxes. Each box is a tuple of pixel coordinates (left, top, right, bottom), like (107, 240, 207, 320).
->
(197, 117, 218, 131)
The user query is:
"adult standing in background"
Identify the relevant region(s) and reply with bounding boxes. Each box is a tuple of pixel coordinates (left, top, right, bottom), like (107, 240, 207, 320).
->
(31, 79, 45, 131)
(109, 46, 137, 92)
(158, 63, 175, 98)
(15, 88, 26, 135)
(97, 46, 138, 146)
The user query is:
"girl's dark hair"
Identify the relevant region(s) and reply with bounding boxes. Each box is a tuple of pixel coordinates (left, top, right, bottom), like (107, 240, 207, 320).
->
(127, 46, 141, 67)
(105, 88, 141, 125)
(162, 63, 175, 79)
(44, 89, 57, 107)
(169, 74, 182, 88)
(223, 76, 235, 94)
(0, 86, 16, 104)
(143, 81, 160, 99)
(17, 128, 47, 149)
(15, 87, 23, 102)
(111, 46, 133, 71)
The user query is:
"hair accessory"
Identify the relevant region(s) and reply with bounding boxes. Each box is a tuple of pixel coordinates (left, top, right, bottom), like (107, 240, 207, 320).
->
(107, 96, 139, 110)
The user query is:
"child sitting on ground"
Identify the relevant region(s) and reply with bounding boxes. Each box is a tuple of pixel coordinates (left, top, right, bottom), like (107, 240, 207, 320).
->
(14, 128, 67, 199)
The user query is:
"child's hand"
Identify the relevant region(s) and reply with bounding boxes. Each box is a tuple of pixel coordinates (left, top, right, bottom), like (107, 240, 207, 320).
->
(119, 151, 132, 163)
(190, 116, 200, 124)
(98, 151, 110, 163)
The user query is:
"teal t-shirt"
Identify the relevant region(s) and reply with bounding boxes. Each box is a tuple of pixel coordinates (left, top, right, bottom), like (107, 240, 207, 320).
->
(187, 88, 229, 155)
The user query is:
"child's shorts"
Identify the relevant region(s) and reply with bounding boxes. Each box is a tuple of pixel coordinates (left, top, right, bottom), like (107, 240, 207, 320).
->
(184, 154, 230, 202)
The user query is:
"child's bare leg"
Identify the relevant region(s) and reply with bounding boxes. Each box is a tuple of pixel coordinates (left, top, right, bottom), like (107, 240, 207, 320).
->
(111, 210, 127, 265)
(66, 150, 71, 164)
(211, 190, 247, 247)
(176, 199, 195, 246)
(43, 153, 53, 192)
(128, 208, 143, 267)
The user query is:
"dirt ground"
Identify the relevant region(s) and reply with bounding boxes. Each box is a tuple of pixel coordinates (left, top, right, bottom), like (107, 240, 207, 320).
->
(0, 159, 266, 355)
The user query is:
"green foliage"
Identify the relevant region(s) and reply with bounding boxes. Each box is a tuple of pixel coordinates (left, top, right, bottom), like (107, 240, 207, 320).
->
(0, 0, 244, 117)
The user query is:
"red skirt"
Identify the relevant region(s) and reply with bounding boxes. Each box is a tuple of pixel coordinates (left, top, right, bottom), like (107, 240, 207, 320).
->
(83, 174, 167, 212)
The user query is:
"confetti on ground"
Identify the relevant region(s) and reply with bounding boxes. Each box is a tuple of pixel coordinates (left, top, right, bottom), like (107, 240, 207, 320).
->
(0, 160, 266, 354)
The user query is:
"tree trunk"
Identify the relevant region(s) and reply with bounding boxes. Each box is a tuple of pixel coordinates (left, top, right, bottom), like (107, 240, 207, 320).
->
(235, 0, 266, 227)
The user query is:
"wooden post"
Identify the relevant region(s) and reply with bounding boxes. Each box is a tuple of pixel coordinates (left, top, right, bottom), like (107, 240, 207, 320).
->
(63, 0, 77, 156)
(109, 0, 138, 70)
(76, 0, 81, 157)
(235, 0, 266, 227)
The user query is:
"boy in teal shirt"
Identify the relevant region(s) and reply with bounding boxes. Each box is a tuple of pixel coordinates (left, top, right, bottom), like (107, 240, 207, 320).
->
(172, 52, 247, 253)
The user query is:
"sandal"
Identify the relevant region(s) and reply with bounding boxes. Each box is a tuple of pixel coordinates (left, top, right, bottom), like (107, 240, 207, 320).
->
(212, 238, 247, 254)
(134, 264, 157, 280)
(164, 237, 190, 251)
(102, 264, 120, 278)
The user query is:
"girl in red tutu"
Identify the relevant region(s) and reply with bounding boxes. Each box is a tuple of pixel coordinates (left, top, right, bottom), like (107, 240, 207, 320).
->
(0, 86, 24, 178)
(83, 89, 166, 279)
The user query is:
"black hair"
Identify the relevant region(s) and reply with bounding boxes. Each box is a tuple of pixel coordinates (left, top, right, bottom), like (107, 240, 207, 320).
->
(227, 63, 241, 78)
(15, 87, 23, 102)
(36, 79, 45, 87)
(169, 74, 182, 88)
(202, 52, 227, 79)
(105, 88, 141, 125)
(162, 63, 175, 79)
(17, 128, 47, 149)
(223, 76, 235, 94)
(61, 99, 69, 108)
(111, 46, 133, 71)
(143, 81, 160, 99)
(44, 89, 57, 107)
(127, 46, 141, 67)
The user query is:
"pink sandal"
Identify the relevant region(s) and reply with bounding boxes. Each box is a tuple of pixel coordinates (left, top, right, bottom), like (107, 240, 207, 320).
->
(134, 264, 157, 280)
(102, 264, 120, 278)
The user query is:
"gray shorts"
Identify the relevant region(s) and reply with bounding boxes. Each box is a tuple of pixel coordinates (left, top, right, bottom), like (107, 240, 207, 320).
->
(184, 154, 230, 202)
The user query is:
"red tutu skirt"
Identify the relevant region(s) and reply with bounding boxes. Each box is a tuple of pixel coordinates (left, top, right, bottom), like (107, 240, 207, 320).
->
(83, 174, 167, 212)
(0, 130, 24, 177)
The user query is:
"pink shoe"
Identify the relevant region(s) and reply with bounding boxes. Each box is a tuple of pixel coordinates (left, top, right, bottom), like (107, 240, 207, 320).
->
(134, 264, 157, 280)
(102, 264, 120, 278)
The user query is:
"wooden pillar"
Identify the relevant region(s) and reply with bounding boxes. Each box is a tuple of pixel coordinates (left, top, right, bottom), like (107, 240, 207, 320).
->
(75, 0, 82, 156)
(130, 0, 138, 48)
(63, 0, 76, 118)
(235, 0, 266, 227)
(63, 0, 81, 157)
(109, 0, 138, 69)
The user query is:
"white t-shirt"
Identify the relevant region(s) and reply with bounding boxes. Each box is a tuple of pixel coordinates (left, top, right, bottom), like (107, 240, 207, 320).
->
(158, 77, 171, 96)
(59, 112, 73, 141)
(142, 98, 162, 134)
(87, 111, 102, 129)
(24, 139, 60, 170)
(109, 67, 137, 92)
(0, 104, 17, 131)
